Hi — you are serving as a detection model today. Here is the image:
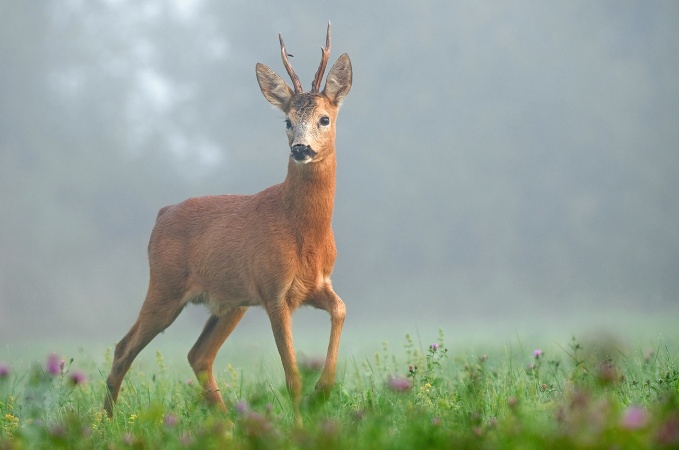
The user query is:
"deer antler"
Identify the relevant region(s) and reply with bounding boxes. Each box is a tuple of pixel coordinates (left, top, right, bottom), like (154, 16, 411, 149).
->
(279, 33, 303, 93)
(311, 22, 331, 93)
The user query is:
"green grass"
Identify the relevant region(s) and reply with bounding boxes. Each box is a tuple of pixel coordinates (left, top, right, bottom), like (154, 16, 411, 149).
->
(1, 332, 678, 449)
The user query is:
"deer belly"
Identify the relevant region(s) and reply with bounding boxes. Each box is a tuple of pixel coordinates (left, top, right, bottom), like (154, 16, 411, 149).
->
(185, 284, 261, 316)
(206, 295, 260, 315)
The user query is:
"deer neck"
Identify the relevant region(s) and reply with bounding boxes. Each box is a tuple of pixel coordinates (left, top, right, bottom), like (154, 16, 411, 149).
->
(280, 150, 336, 240)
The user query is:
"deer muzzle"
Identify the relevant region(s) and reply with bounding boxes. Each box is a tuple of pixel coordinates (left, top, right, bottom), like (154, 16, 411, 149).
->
(290, 144, 317, 163)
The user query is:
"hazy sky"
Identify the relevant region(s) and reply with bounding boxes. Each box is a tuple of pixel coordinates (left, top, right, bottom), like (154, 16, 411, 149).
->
(1, 1, 677, 346)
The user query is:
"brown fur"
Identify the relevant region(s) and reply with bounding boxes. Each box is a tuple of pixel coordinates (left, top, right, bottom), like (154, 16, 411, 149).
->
(103, 27, 352, 426)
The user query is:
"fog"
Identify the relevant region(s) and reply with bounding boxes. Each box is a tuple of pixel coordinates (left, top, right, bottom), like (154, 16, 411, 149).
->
(1, 1, 678, 350)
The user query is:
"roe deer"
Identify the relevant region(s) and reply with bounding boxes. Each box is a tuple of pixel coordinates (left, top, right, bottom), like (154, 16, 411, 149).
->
(103, 23, 352, 424)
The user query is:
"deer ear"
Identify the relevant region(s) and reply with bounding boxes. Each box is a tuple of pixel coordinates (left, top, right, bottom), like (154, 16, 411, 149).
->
(256, 63, 294, 111)
(323, 53, 352, 107)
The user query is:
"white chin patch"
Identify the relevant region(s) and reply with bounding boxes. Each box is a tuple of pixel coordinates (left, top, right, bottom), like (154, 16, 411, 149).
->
(292, 156, 313, 164)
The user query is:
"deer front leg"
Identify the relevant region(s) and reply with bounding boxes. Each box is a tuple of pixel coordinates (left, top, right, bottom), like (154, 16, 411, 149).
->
(266, 301, 302, 426)
(308, 284, 346, 398)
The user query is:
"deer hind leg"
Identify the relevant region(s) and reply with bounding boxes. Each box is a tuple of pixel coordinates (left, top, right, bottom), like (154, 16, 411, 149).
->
(188, 307, 247, 410)
(104, 288, 184, 417)
(266, 301, 302, 426)
(308, 284, 346, 397)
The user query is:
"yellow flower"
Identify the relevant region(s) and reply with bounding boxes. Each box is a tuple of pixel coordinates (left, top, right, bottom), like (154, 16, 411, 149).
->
(129, 413, 138, 424)
(4, 413, 19, 431)
(91, 410, 107, 431)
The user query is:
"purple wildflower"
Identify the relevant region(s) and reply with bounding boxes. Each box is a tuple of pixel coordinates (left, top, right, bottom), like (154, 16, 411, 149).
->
(164, 413, 179, 427)
(431, 343, 439, 352)
(320, 419, 340, 435)
(121, 433, 135, 445)
(180, 432, 194, 446)
(235, 400, 248, 414)
(408, 365, 417, 376)
(598, 359, 618, 385)
(621, 406, 649, 430)
(656, 415, 679, 446)
(387, 375, 411, 392)
(69, 371, 87, 386)
(46, 353, 61, 376)
(49, 424, 67, 439)
(0, 363, 10, 379)
(644, 348, 655, 363)
(533, 349, 543, 359)
(241, 410, 274, 436)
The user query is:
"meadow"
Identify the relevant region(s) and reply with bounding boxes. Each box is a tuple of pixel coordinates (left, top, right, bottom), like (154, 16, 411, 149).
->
(1, 329, 678, 449)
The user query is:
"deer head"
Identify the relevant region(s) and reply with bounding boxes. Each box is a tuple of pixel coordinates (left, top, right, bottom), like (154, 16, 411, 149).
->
(255, 23, 352, 164)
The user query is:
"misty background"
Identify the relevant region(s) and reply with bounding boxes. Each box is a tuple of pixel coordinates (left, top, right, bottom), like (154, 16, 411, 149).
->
(1, 1, 678, 350)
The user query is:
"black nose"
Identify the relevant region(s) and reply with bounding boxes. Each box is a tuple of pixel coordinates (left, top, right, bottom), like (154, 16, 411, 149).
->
(290, 144, 317, 161)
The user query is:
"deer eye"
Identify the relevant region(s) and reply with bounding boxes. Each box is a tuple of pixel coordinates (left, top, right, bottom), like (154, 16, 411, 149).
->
(319, 116, 330, 126)
(285, 119, 292, 130)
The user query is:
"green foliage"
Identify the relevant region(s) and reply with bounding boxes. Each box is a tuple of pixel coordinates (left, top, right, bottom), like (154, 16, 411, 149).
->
(1, 334, 679, 449)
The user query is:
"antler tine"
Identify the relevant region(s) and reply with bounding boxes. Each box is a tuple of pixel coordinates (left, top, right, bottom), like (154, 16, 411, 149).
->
(279, 33, 303, 93)
(311, 22, 331, 93)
